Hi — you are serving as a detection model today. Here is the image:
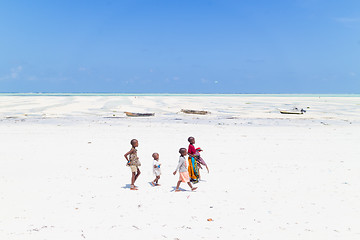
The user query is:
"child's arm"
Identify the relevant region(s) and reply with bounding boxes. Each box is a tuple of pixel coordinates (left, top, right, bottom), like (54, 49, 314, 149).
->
(124, 149, 134, 161)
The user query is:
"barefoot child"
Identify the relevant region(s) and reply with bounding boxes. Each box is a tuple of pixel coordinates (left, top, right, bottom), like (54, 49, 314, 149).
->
(173, 148, 197, 192)
(151, 152, 161, 186)
(124, 139, 141, 190)
(187, 136, 200, 183)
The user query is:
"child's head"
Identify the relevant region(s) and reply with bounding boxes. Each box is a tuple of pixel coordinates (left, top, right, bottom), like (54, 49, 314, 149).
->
(188, 136, 195, 144)
(179, 148, 187, 156)
(152, 152, 159, 160)
(130, 139, 138, 147)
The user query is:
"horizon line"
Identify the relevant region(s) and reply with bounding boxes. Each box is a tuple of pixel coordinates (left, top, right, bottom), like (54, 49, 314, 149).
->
(0, 92, 359, 96)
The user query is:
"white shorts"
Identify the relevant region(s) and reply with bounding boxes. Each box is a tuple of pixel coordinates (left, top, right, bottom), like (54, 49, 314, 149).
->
(154, 168, 161, 176)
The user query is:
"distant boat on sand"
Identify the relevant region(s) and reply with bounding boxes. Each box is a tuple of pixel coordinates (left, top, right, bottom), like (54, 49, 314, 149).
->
(181, 109, 210, 115)
(279, 108, 306, 115)
(124, 112, 155, 117)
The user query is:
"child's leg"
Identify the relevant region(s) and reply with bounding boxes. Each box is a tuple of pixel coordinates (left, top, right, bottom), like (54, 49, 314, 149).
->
(175, 180, 181, 191)
(131, 172, 136, 187)
(134, 168, 141, 182)
(205, 165, 209, 173)
(187, 182, 197, 191)
(155, 176, 160, 183)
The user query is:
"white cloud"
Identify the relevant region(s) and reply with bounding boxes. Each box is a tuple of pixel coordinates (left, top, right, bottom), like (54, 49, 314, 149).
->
(335, 17, 360, 23)
(201, 78, 208, 83)
(11, 66, 23, 78)
(27, 76, 38, 81)
(11, 72, 18, 78)
(0, 65, 23, 81)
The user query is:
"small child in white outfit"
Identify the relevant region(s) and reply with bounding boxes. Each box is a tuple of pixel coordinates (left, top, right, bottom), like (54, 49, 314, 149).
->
(151, 153, 161, 186)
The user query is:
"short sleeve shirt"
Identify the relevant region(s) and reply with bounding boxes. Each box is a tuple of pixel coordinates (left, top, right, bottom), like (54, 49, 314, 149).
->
(188, 144, 196, 155)
(153, 160, 160, 168)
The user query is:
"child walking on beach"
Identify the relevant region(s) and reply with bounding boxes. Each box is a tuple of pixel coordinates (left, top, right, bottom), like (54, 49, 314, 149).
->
(173, 148, 197, 192)
(124, 139, 141, 190)
(151, 152, 161, 186)
(187, 136, 200, 183)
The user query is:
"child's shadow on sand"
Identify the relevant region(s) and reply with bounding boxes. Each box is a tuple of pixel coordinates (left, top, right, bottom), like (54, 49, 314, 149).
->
(170, 186, 187, 192)
(121, 184, 132, 189)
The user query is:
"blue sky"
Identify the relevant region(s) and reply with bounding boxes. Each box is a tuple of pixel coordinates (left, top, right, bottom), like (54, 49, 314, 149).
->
(0, 0, 359, 93)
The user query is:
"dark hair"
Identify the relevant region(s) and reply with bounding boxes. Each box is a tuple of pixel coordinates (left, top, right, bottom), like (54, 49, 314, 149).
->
(188, 136, 194, 142)
(130, 139, 138, 146)
(179, 148, 187, 154)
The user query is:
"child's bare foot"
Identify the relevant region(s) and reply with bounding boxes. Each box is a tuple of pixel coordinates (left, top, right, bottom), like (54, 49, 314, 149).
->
(155, 183, 161, 186)
(175, 189, 181, 192)
(130, 185, 138, 190)
(191, 187, 197, 191)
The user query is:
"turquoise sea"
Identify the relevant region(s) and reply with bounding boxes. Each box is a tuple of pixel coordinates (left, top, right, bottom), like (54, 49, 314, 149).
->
(0, 93, 359, 97)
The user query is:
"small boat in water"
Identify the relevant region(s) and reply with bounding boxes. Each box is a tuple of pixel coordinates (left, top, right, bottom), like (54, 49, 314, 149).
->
(124, 112, 155, 117)
(279, 108, 306, 115)
(181, 109, 210, 115)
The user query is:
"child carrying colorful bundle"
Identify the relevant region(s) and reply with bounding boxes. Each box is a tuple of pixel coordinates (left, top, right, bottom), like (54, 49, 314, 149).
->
(187, 136, 200, 183)
(194, 147, 209, 173)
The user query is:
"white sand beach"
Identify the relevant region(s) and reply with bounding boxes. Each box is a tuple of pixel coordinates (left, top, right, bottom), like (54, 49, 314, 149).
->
(0, 95, 359, 240)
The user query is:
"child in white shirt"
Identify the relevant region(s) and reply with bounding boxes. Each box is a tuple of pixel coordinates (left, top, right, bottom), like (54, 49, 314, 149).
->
(151, 153, 161, 186)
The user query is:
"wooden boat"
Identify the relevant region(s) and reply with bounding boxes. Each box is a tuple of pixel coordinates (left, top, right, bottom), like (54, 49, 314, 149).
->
(124, 112, 155, 117)
(280, 110, 303, 114)
(181, 109, 210, 115)
(280, 108, 306, 114)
